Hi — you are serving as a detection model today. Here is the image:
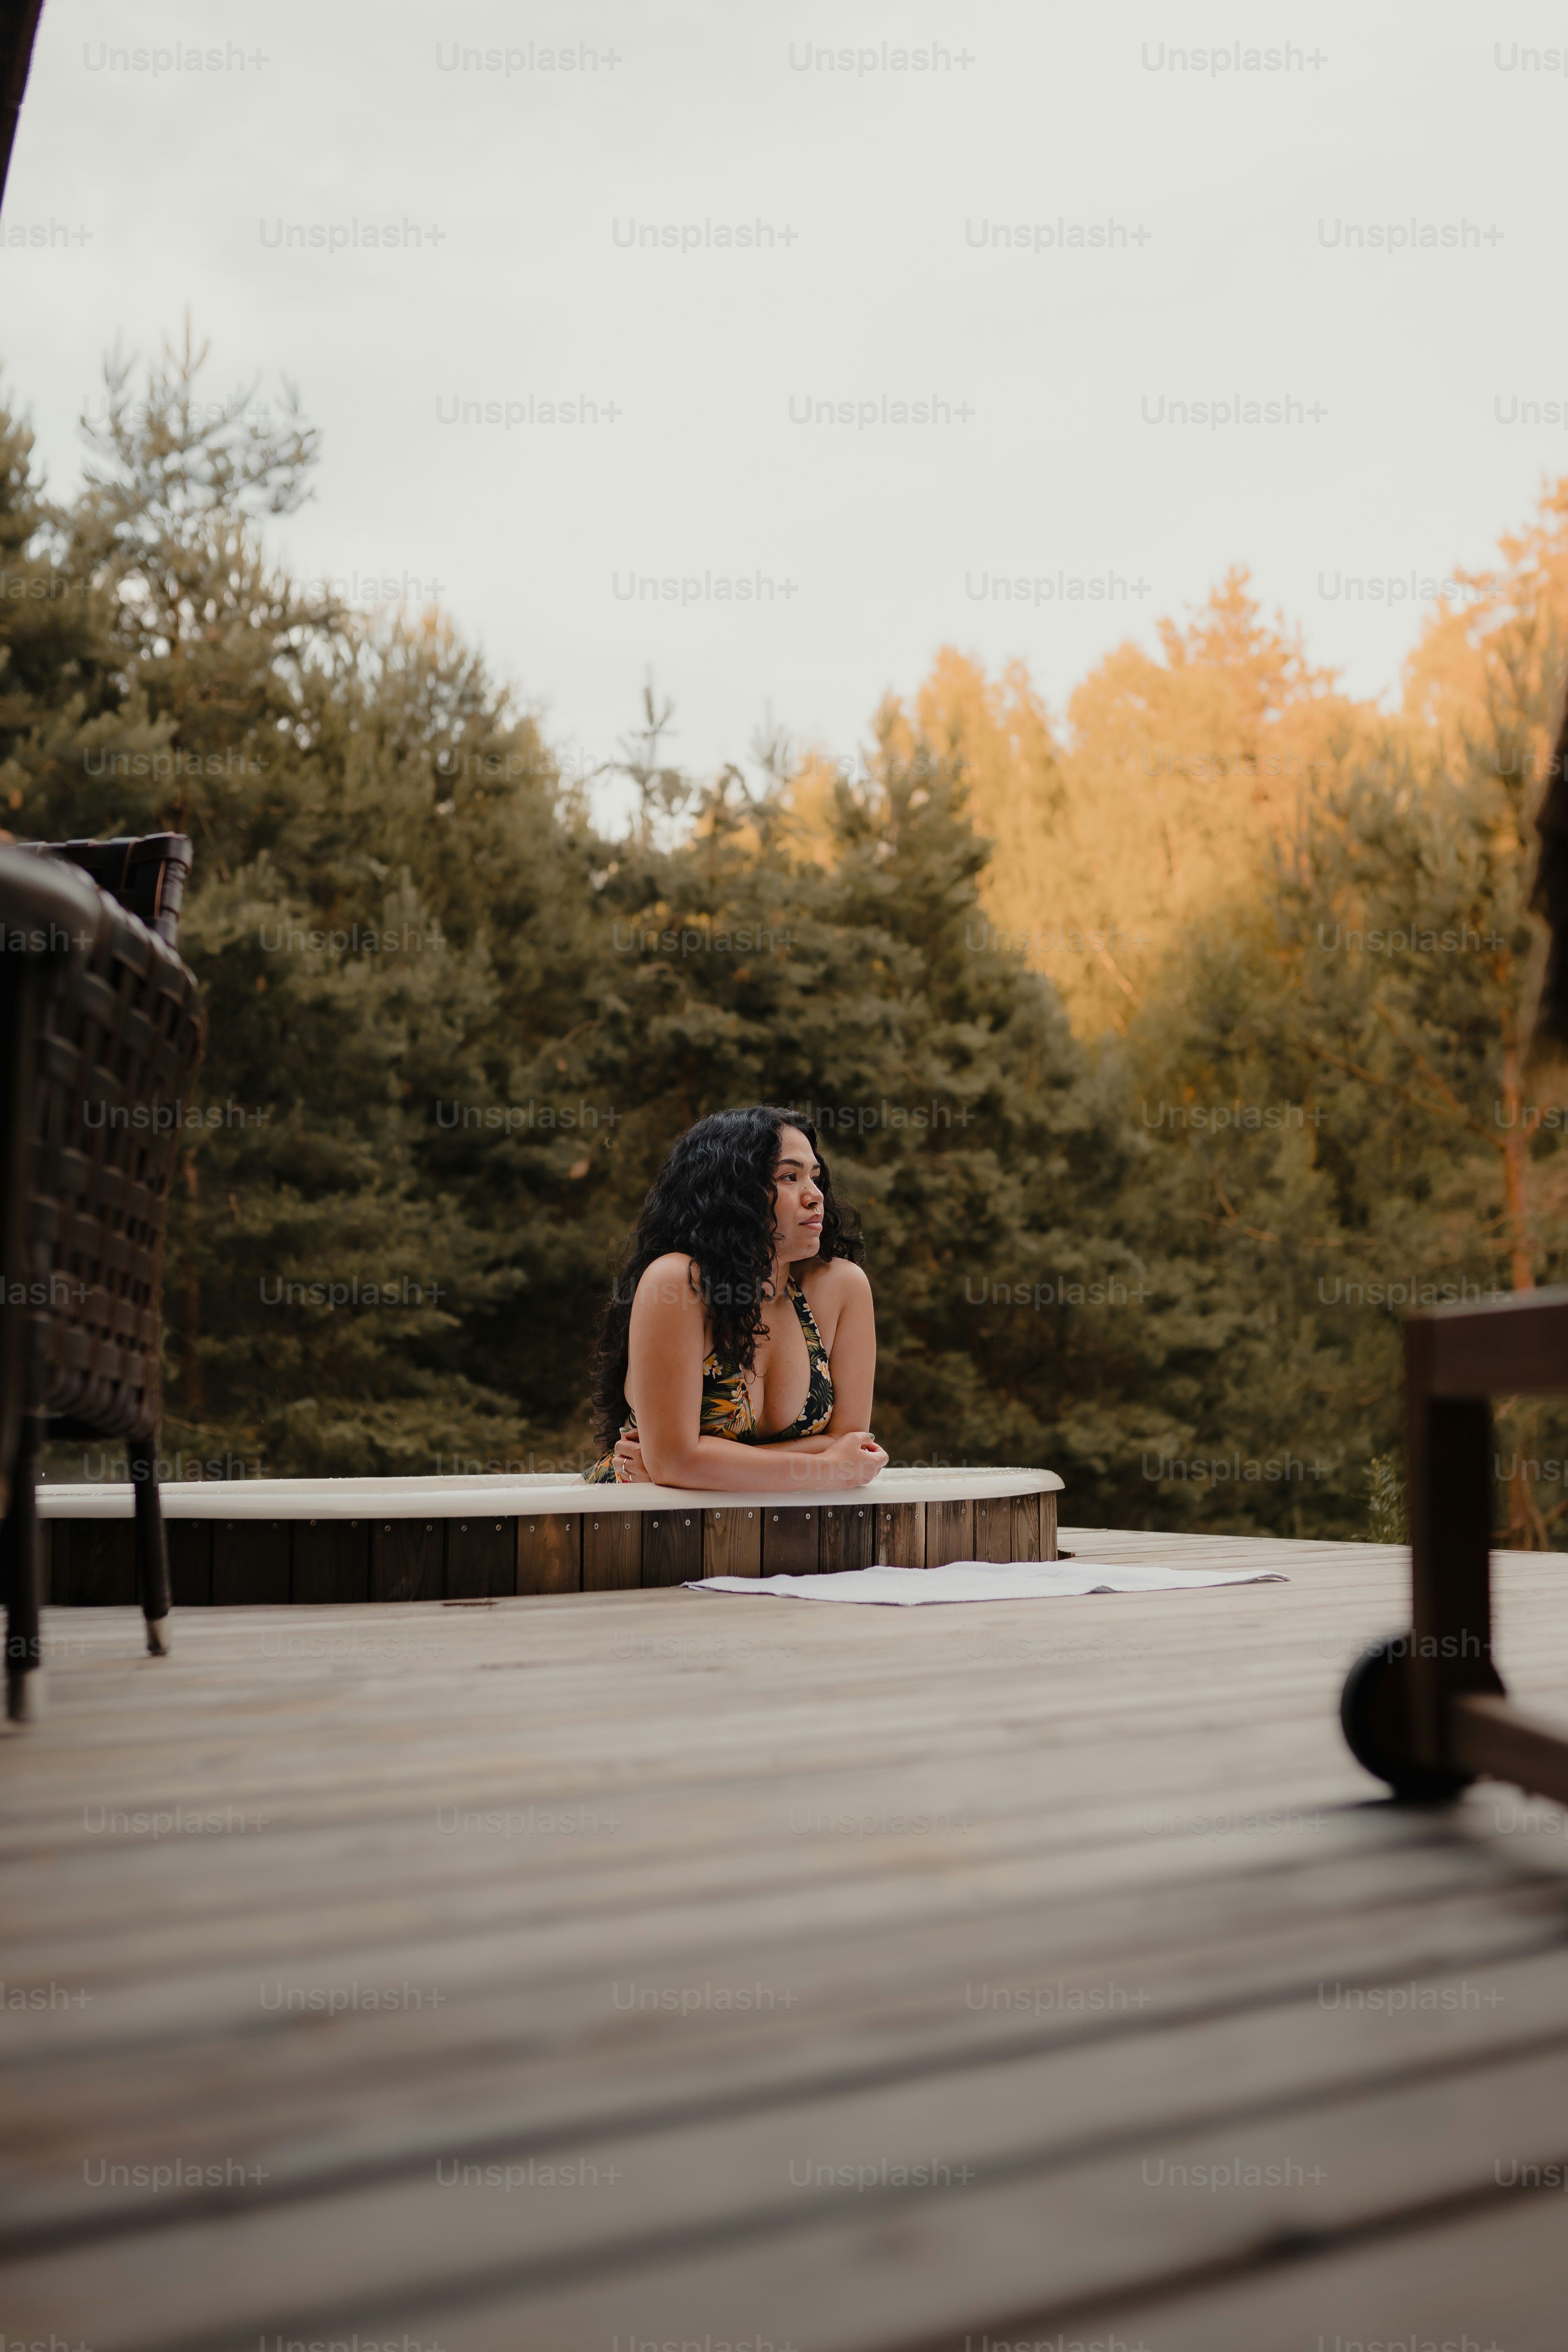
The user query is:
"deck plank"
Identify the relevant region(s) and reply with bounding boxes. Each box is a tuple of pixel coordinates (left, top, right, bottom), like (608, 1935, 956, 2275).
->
(1, 1524, 1565, 2349)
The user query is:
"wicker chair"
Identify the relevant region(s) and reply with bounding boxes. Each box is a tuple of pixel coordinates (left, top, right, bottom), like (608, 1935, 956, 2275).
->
(15, 833, 193, 948)
(0, 849, 96, 1716)
(0, 838, 205, 1721)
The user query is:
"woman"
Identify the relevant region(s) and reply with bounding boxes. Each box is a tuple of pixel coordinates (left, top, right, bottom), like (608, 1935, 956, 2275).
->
(586, 1105, 886, 1490)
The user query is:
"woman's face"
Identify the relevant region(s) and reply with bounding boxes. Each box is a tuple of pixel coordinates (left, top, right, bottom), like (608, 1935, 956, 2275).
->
(770, 1124, 825, 1263)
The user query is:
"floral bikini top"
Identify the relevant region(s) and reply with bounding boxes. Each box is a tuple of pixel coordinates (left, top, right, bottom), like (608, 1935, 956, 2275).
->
(586, 1274, 834, 1482)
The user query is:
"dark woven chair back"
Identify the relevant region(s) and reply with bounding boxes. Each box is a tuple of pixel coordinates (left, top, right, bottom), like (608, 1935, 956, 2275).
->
(0, 852, 93, 1521)
(17, 834, 193, 947)
(0, 968, 23, 1520)
(28, 892, 205, 1439)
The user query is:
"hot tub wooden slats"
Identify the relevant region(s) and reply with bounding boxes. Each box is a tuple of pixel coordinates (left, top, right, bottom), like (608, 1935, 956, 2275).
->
(370, 1518, 441, 1604)
(582, 1510, 641, 1590)
(516, 1513, 581, 1595)
(167, 1517, 214, 1606)
(443, 1516, 512, 1601)
(818, 1499, 875, 1572)
(876, 1498, 924, 1564)
(214, 1520, 289, 1607)
(39, 1483, 1058, 1602)
(642, 1509, 703, 1587)
(290, 1518, 367, 1605)
(50, 1518, 136, 1606)
(703, 1506, 763, 1577)
(927, 1496, 975, 1565)
(973, 1492, 1014, 1560)
(968, 1490, 1047, 1562)
(761, 1504, 817, 1574)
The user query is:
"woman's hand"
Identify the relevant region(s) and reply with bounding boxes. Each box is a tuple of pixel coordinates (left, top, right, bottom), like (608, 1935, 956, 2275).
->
(611, 1436, 653, 1484)
(815, 1430, 888, 1487)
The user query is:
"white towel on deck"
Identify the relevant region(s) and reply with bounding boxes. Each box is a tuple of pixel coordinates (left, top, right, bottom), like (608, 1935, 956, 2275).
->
(684, 1560, 1287, 1605)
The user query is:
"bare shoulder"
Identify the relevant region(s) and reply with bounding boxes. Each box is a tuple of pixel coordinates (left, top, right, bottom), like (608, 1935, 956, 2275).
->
(801, 1256, 873, 1309)
(632, 1254, 706, 1318)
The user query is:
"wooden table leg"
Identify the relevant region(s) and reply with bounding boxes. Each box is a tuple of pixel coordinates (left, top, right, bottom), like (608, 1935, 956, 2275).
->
(1405, 1328, 1504, 1769)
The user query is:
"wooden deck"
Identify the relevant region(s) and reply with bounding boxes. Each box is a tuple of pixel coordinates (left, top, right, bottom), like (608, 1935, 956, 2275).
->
(1, 1524, 1565, 2352)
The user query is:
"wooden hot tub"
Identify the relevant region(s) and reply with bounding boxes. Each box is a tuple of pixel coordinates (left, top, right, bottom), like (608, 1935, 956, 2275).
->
(36, 1466, 1065, 1605)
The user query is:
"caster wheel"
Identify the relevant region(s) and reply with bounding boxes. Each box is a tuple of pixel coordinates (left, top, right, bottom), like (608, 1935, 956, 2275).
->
(1340, 1633, 1474, 1803)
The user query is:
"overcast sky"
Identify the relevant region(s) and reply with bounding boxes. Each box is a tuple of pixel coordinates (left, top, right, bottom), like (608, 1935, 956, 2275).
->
(5, 0, 1566, 813)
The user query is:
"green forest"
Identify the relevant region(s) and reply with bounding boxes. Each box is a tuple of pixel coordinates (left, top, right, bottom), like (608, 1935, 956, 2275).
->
(5, 337, 1568, 1543)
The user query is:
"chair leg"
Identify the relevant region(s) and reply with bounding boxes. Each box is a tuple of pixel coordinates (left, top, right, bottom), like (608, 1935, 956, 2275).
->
(3, 1414, 44, 1721)
(130, 1434, 171, 1657)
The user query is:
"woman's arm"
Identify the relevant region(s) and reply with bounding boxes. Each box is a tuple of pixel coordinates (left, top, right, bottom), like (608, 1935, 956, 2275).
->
(632, 1428, 886, 1491)
(816, 1259, 876, 1433)
(622, 1252, 885, 1490)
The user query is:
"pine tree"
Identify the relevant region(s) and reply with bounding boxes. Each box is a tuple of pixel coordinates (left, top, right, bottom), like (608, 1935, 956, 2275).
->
(3, 336, 604, 1475)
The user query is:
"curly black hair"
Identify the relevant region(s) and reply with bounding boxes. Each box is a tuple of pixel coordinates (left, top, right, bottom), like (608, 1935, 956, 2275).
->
(590, 1105, 863, 1456)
